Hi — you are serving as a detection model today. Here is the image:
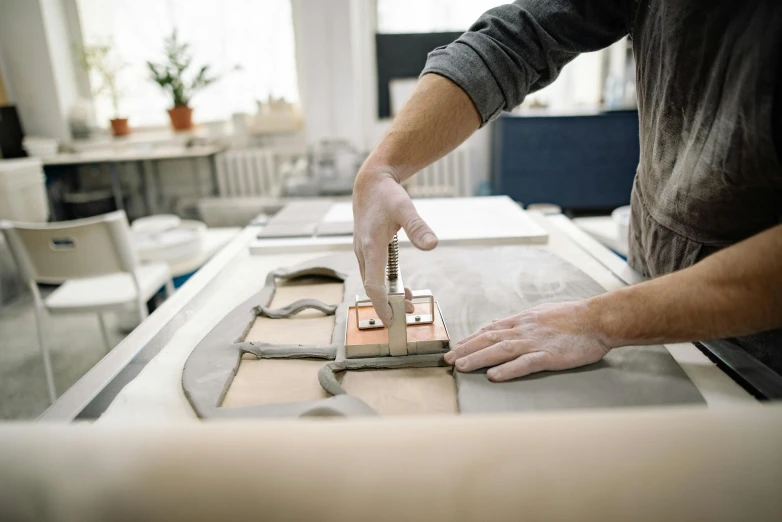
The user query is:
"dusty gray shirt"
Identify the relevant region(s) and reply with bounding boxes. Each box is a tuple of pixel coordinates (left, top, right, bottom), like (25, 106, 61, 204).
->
(422, 0, 782, 373)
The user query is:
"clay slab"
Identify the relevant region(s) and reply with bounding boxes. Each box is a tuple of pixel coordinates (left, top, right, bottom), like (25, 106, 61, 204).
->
(182, 247, 704, 420)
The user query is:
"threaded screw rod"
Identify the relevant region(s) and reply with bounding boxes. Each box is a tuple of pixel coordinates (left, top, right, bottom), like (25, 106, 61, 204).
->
(387, 235, 399, 281)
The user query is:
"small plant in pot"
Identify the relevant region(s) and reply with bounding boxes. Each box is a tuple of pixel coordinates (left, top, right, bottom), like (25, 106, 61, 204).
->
(147, 30, 220, 131)
(80, 41, 130, 136)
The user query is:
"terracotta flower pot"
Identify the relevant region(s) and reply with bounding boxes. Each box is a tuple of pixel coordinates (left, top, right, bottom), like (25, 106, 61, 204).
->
(110, 118, 130, 136)
(168, 105, 194, 131)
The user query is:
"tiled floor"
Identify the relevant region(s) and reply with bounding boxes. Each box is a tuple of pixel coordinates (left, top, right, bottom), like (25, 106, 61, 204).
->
(0, 291, 126, 419)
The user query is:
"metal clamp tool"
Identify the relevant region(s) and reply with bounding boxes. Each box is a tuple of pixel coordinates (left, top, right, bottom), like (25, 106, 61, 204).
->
(345, 234, 449, 358)
(355, 290, 435, 330)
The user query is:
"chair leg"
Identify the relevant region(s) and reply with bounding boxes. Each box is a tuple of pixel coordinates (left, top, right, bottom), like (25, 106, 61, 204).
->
(97, 313, 112, 352)
(29, 283, 56, 404)
(131, 276, 150, 325)
(165, 279, 175, 297)
(137, 297, 149, 323)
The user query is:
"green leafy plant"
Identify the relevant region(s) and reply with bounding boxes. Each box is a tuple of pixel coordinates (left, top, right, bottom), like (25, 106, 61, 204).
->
(79, 41, 127, 118)
(146, 30, 218, 108)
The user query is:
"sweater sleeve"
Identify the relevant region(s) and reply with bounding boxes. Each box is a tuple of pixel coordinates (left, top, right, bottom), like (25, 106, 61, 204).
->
(421, 0, 630, 126)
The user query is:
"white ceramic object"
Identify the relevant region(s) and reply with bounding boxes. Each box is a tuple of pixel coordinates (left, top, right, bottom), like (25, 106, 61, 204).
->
(0, 158, 49, 222)
(611, 205, 631, 246)
(22, 136, 59, 157)
(134, 219, 206, 263)
(131, 214, 181, 236)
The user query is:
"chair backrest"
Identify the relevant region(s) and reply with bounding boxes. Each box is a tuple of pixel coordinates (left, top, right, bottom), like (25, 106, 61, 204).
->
(0, 210, 138, 284)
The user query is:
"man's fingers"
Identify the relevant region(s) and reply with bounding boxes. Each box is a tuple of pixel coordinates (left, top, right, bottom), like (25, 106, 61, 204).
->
(454, 340, 534, 373)
(487, 351, 550, 382)
(445, 329, 515, 364)
(451, 319, 513, 350)
(365, 282, 391, 325)
(354, 242, 366, 282)
(362, 244, 391, 324)
(397, 199, 438, 251)
(404, 288, 415, 314)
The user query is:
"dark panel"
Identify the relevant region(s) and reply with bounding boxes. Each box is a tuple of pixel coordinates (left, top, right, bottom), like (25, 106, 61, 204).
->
(375, 32, 463, 119)
(492, 110, 640, 212)
(697, 339, 782, 401)
(0, 105, 26, 159)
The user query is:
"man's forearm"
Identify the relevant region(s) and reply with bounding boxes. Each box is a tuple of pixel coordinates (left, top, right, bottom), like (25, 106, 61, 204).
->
(352, 74, 480, 323)
(357, 74, 480, 184)
(590, 224, 782, 347)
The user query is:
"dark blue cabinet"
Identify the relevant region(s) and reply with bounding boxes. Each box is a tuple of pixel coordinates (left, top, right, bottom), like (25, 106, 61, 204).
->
(491, 110, 640, 212)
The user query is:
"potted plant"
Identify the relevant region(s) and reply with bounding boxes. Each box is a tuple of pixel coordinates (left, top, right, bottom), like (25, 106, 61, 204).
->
(80, 42, 130, 136)
(147, 30, 219, 131)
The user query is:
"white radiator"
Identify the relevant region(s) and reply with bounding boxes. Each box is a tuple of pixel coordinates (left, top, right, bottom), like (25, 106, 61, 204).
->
(404, 148, 472, 198)
(215, 149, 283, 197)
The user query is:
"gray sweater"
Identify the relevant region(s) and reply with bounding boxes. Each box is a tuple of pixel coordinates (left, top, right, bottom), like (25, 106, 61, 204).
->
(422, 0, 782, 373)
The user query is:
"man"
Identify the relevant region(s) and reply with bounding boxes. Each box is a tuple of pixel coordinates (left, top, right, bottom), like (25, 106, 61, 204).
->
(353, 0, 782, 381)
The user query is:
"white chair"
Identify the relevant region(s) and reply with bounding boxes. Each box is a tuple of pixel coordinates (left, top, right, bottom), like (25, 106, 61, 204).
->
(0, 210, 173, 404)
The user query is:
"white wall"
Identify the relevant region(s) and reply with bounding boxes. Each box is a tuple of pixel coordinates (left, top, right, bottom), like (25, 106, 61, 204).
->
(0, 0, 79, 141)
(292, 0, 362, 148)
(348, 0, 379, 153)
(60, 0, 92, 101)
(40, 0, 81, 128)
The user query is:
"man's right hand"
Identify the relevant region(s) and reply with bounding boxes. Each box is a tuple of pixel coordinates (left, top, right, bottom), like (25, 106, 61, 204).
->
(350, 73, 480, 325)
(352, 167, 438, 325)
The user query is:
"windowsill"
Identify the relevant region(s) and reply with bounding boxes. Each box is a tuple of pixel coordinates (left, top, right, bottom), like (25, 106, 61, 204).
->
(71, 125, 214, 150)
(72, 116, 304, 153)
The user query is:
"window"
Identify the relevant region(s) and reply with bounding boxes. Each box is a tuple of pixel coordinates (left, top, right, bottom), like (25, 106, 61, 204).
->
(377, 0, 508, 33)
(76, 0, 299, 128)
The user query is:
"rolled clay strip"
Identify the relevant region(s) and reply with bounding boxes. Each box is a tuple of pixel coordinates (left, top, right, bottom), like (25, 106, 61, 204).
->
(297, 395, 377, 417)
(254, 299, 338, 319)
(241, 343, 336, 359)
(318, 354, 448, 397)
(206, 395, 377, 419)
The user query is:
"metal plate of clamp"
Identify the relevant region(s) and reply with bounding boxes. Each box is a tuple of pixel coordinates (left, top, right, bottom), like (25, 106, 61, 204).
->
(355, 290, 435, 330)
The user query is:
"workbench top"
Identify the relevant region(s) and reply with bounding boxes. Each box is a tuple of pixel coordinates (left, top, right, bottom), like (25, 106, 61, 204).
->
(40, 199, 752, 422)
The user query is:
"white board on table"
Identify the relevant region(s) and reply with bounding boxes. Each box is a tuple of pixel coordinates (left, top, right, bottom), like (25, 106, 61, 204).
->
(249, 196, 548, 255)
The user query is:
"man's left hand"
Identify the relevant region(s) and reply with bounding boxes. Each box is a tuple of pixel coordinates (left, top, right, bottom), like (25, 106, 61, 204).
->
(443, 301, 612, 382)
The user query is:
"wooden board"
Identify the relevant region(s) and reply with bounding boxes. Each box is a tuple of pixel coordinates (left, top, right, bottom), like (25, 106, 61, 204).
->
(244, 281, 343, 345)
(228, 280, 343, 408)
(340, 367, 458, 415)
(222, 358, 330, 408)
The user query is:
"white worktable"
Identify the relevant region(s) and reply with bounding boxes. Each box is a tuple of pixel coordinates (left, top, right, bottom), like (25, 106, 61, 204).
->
(39, 199, 752, 422)
(41, 145, 224, 166)
(42, 144, 225, 217)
